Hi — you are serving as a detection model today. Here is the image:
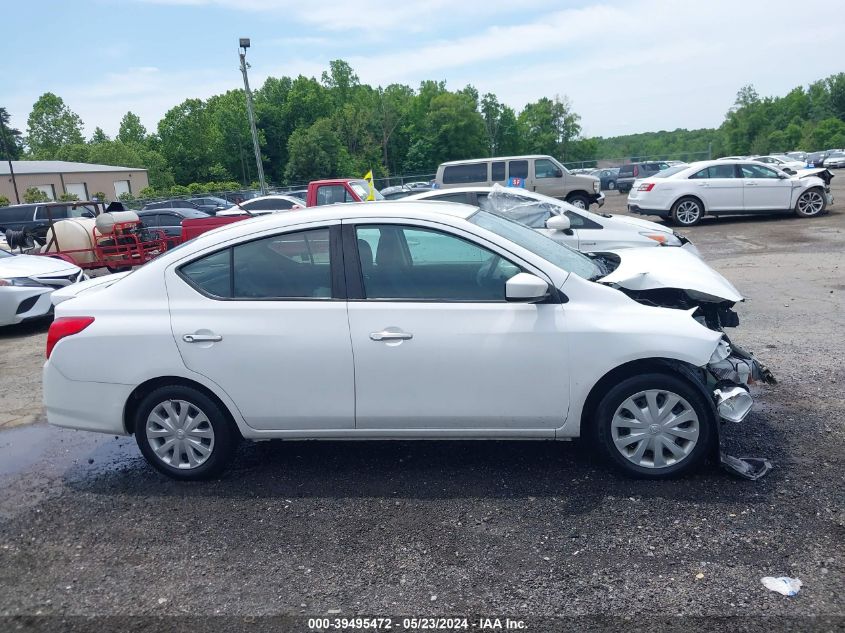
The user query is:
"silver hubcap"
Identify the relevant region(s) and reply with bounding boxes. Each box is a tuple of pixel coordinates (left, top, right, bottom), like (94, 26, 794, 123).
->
(146, 400, 215, 469)
(675, 200, 700, 224)
(572, 198, 587, 209)
(798, 191, 824, 215)
(611, 389, 699, 469)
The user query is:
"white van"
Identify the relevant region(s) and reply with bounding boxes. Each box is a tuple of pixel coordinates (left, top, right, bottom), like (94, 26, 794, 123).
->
(435, 155, 603, 209)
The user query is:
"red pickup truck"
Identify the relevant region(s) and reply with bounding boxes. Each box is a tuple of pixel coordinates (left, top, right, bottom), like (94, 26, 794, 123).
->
(180, 178, 378, 242)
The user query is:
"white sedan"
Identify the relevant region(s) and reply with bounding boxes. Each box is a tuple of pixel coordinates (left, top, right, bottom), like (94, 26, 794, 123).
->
(627, 160, 832, 226)
(0, 250, 85, 326)
(407, 186, 699, 255)
(44, 201, 773, 480)
(752, 155, 806, 173)
(216, 194, 304, 216)
(823, 152, 845, 169)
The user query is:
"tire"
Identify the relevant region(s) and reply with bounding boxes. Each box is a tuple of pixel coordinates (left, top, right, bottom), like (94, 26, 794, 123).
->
(567, 194, 590, 209)
(590, 372, 715, 479)
(134, 385, 240, 480)
(671, 196, 703, 226)
(607, 180, 616, 190)
(794, 187, 826, 218)
(106, 266, 131, 274)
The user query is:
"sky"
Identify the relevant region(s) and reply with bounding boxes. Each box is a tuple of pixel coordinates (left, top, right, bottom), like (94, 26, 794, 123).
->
(2, 0, 843, 140)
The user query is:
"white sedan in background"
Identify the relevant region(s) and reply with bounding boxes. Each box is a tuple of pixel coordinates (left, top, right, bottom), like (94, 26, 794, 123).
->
(216, 194, 304, 216)
(45, 201, 773, 481)
(752, 155, 806, 173)
(823, 152, 845, 168)
(627, 160, 832, 226)
(406, 186, 698, 254)
(0, 249, 85, 326)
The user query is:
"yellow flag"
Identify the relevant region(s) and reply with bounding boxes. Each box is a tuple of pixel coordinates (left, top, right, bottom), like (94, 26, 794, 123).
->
(363, 169, 375, 201)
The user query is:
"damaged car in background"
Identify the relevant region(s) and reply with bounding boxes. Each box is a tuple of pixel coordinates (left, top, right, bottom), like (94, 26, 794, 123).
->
(44, 201, 774, 481)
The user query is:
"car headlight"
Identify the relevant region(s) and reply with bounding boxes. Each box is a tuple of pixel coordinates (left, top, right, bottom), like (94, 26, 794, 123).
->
(593, 180, 600, 193)
(639, 231, 679, 245)
(0, 277, 45, 287)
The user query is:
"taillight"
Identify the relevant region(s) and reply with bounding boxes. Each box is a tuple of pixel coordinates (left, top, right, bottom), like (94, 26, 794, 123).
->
(633, 166, 639, 176)
(46, 317, 95, 358)
(638, 183, 656, 192)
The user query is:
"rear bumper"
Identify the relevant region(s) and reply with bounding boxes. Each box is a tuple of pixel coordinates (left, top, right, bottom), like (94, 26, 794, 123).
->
(43, 362, 134, 435)
(628, 204, 670, 218)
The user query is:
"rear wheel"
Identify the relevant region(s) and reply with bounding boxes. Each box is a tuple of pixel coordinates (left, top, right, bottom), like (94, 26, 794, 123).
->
(135, 385, 239, 480)
(567, 193, 590, 209)
(671, 197, 703, 226)
(606, 180, 616, 190)
(590, 373, 714, 479)
(794, 188, 826, 217)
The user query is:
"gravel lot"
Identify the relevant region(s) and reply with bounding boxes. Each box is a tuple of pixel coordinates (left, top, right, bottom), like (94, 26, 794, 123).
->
(0, 182, 843, 630)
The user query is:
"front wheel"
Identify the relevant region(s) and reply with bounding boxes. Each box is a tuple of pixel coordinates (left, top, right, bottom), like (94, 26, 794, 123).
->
(671, 197, 703, 226)
(606, 180, 616, 190)
(590, 373, 715, 479)
(135, 385, 239, 480)
(794, 188, 826, 217)
(567, 194, 590, 209)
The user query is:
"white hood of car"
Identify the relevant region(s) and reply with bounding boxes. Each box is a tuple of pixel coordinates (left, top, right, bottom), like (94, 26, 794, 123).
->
(0, 254, 80, 278)
(598, 246, 743, 303)
(51, 272, 130, 305)
(604, 213, 673, 234)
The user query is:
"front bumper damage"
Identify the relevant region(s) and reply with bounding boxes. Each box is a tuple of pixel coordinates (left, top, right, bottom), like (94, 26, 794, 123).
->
(706, 336, 776, 480)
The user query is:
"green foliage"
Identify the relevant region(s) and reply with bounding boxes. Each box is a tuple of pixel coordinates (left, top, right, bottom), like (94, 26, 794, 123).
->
(284, 118, 344, 182)
(0, 195, 10, 207)
(118, 192, 135, 202)
(58, 192, 79, 202)
(137, 187, 158, 199)
(90, 127, 110, 144)
(187, 182, 209, 194)
(169, 184, 190, 196)
(518, 96, 581, 160)
(0, 107, 24, 160)
(117, 112, 147, 145)
(92, 191, 107, 201)
(26, 93, 84, 157)
(23, 187, 50, 203)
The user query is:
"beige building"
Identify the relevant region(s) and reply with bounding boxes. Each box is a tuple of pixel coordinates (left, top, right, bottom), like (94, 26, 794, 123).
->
(0, 161, 149, 203)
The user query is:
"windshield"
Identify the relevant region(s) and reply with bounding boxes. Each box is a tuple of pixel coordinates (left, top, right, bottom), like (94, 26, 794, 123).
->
(468, 210, 602, 281)
(350, 180, 384, 201)
(653, 165, 688, 178)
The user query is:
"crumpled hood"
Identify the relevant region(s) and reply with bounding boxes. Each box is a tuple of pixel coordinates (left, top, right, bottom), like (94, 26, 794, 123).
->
(0, 254, 80, 278)
(599, 246, 743, 303)
(51, 271, 130, 305)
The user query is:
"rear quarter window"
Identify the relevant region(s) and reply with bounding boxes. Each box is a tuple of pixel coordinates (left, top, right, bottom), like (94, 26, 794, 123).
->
(443, 164, 488, 184)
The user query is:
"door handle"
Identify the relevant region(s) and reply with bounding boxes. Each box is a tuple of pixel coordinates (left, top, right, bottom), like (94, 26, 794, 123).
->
(183, 333, 223, 343)
(370, 330, 413, 341)
(697, 182, 709, 187)
(745, 181, 757, 186)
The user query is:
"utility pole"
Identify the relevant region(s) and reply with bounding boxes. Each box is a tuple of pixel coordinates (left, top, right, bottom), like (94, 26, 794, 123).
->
(0, 125, 20, 204)
(238, 38, 267, 196)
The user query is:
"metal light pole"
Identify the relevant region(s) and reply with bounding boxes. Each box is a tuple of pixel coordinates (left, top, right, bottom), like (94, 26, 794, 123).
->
(238, 38, 267, 196)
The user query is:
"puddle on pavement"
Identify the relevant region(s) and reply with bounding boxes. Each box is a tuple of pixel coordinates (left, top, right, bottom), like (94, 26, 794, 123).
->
(0, 423, 137, 479)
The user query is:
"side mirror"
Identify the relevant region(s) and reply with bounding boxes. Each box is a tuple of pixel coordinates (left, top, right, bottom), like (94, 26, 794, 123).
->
(777, 172, 788, 179)
(545, 214, 571, 231)
(505, 273, 549, 302)
(554, 168, 563, 178)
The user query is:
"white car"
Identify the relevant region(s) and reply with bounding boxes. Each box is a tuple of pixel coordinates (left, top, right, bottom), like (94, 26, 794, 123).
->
(823, 152, 845, 169)
(627, 160, 833, 226)
(44, 201, 774, 481)
(0, 250, 85, 326)
(406, 186, 699, 255)
(216, 194, 304, 216)
(752, 155, 806, 173)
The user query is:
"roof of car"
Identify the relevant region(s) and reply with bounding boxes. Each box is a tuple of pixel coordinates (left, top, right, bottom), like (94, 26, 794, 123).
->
(439, 155, 555, 166)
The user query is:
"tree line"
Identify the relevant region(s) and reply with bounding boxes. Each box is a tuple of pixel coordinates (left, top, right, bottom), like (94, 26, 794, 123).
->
(1, 63, 844, 200)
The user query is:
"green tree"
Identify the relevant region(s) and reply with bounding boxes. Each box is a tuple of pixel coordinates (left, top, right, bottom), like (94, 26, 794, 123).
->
(422, 92, 487, 166)
(0, 195, 11, 207)
(58, 192, 79, 202)
(0, 107, 24, 160)
(374, 84, 414, 172)
(157, 98, 216, 184)
(518, 96, 581, 159)
(92, 191, 107, 201)
(117, 111, 147, 144)
(23, 187, 50, 203)
(284, 118, 343, 182)
(90, 127, 110, 144)
(26, 93, 84, 157)
(206, 90, 256, 185)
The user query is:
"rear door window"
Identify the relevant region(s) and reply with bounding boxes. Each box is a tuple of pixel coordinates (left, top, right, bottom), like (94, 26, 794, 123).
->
(508, 160, 529, 179)
(491, 161, 506, 182)
(442, 163, 488, 184)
